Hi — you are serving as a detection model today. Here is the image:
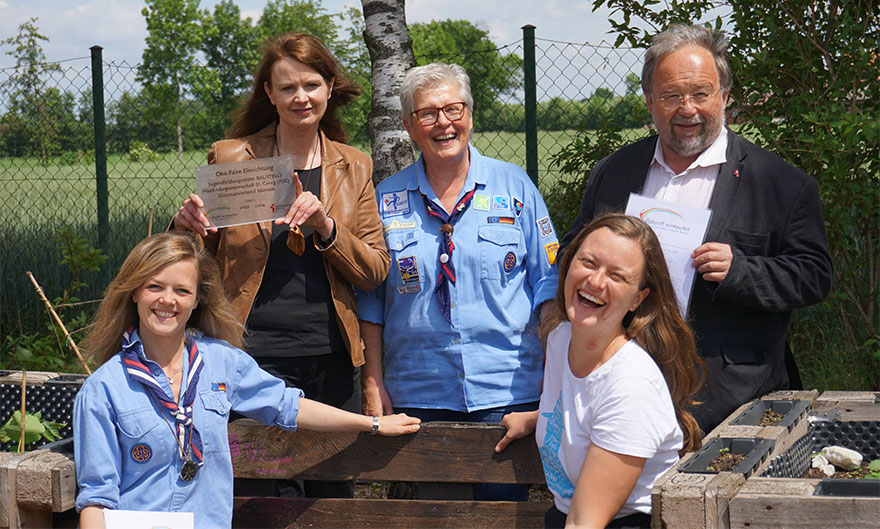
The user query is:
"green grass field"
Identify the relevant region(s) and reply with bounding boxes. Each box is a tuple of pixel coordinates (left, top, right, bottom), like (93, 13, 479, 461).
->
(1, 128, 866, 394)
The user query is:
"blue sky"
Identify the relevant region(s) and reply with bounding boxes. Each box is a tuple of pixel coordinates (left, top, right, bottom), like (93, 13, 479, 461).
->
(0, 0, 620, 68)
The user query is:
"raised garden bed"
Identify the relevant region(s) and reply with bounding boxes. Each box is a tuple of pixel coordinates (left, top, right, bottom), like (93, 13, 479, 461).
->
(0, 371, 83, 452)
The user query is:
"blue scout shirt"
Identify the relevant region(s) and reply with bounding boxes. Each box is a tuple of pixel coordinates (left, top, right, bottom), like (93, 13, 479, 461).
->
(74, 329, 303, 527)
(357, 146, 559, 412)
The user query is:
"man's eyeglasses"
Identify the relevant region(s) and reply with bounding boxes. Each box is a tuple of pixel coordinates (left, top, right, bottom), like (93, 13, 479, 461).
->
(411, 102, 467, 126)
(658, 90, 720, 111)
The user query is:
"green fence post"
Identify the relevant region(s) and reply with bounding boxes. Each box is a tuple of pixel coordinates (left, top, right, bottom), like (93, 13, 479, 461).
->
(90, 45, 109, 277)
(522, 25, 538, 186)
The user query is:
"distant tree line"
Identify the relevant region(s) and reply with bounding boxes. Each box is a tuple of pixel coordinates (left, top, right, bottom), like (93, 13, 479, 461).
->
(0, 1, 650, 162)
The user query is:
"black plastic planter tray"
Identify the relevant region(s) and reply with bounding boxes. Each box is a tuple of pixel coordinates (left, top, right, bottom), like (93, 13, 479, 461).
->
(813, 478, 880, 497)
(730, 399, 811, 431)
(679, 437, 775, 478)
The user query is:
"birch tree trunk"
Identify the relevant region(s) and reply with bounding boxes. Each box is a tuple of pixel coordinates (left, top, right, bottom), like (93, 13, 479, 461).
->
(361, 0, 416, 183)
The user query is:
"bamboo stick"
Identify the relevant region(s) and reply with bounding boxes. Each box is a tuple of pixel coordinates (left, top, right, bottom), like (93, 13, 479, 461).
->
(18, 371, 26, 453)
(148, 207, 154, 237)
(26, 271, 92, 375)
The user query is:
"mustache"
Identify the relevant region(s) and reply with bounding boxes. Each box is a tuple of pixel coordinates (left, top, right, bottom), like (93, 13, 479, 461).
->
(672, 116, 705, 126)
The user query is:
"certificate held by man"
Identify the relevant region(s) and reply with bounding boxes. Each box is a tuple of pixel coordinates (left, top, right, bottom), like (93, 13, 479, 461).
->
(625, 193, 712, 316)
(194, 154, 295, 228)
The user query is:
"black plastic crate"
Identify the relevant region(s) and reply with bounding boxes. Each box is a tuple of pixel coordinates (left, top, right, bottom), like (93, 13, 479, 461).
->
(730, 399, 811, 431)
(0, 378, 82, 451)
(679, 437, 775, 478)
(762, 419, 880, 480)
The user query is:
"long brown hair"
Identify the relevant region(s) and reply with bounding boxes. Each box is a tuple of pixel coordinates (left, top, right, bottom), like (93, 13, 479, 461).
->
(542, 213, 705, 452)
(229, 32, 360, 142)
(84, 232, 244, 365)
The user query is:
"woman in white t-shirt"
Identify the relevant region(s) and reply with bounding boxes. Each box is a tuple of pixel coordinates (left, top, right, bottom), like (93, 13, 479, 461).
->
(496, 213, 703, 529)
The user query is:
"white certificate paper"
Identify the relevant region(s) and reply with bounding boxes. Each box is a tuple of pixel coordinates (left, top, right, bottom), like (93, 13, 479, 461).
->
(103, 509, 194, 529)
(194, 154, 295, 229)
(625, 194, 712, 316)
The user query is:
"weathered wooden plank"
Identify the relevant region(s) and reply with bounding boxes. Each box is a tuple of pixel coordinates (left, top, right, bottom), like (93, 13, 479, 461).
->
(229, 420, 545, 484)
(232, 497, 551, 529)
(16, 449, 75, 511)
(812, 399, 880, 421)
(729, 493, 880, 529)
(816, 391, 878, 402)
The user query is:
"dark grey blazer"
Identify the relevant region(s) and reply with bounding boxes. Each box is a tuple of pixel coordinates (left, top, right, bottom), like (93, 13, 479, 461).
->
(561, 130, 833, 432)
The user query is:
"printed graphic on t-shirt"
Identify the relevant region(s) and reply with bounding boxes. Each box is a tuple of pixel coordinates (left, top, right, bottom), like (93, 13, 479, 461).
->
(540, 392, 576, 499)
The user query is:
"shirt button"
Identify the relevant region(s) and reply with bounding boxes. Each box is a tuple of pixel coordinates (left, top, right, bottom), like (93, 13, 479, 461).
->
(450, 302, 456, 308)
(454, 338, 460, 344)
(459, 373, 465, 379)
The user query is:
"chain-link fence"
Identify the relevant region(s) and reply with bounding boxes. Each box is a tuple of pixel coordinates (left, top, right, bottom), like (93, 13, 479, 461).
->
(0, 29, 644, 348)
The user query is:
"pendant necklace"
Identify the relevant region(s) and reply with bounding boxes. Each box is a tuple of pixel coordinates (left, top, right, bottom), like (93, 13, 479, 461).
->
(276, 131, 321, 256)
(151, 393, 199, 481)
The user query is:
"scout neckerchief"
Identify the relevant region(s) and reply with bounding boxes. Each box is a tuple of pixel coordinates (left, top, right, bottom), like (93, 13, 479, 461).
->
(421, 188, 477, 325)
(121, 326, 204, 479)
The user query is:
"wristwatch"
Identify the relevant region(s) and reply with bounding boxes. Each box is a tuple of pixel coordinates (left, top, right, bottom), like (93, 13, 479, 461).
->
(370, 416, 380, 435)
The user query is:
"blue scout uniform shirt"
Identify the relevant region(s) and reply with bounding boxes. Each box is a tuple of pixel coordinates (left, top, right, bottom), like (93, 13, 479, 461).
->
(357, 146, 559, 412)
(74, 329, 303, 527)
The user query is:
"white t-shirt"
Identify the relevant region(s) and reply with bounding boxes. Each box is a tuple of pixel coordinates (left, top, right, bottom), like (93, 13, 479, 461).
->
(535, 322, 683, 516)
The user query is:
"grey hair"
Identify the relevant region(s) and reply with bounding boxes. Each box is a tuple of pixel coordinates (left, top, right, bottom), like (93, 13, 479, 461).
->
(641, 23, 731, 97)
(399, 62, 474, 120)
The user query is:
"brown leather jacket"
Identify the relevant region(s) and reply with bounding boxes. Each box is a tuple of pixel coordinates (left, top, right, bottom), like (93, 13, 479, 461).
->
(203, 124, 389, 367)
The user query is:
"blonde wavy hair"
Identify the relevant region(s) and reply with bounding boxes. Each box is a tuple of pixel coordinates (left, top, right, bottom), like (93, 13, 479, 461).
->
(84, 232, 244, 365)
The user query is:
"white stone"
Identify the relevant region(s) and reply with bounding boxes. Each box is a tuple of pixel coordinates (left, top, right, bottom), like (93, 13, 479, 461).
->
(823, 446, 862, 470)
(820, 463, 836, 477)
(811, 454, 829, 468)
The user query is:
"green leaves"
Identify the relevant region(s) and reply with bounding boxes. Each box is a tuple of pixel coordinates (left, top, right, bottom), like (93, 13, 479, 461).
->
(0, 411, 66, 450)
(586, 0, 880, 392)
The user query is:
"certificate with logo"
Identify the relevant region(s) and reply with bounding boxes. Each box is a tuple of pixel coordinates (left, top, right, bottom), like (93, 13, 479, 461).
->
(625, 194, 712, 316)
(194, 155, 295, 228)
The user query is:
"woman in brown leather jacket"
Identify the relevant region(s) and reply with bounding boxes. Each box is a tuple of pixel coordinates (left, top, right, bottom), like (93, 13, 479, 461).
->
(172, 33, 388, 498)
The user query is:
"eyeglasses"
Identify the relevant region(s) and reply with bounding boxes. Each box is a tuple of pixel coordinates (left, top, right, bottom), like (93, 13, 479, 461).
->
(411, 102, 467, 126)
(658, 90, 720, 110)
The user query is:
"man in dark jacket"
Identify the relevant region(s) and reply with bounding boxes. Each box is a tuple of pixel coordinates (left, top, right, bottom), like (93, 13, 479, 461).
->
(561, 24, 832, 433)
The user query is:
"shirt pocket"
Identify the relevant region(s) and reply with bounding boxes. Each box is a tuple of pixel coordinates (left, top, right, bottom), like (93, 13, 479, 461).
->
(117, 407, 169, 476)
(198, 389, 231, 454)
(478, 225, 525, 282)
(385, 229, 421, 287)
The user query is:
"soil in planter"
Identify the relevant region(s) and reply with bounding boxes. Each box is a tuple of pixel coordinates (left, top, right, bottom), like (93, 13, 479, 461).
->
(760, 409, 784, 426)
(707, 451, 745, 472)
(804, 460, 874, 479)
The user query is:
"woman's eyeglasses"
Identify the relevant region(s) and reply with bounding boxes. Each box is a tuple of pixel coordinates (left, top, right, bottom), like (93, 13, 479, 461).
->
(411, 102, 467, 126)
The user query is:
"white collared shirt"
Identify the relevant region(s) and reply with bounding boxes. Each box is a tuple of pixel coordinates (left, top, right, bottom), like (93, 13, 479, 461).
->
(643, 126, 728, 209)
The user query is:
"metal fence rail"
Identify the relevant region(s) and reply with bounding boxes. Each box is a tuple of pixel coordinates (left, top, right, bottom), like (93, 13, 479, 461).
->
(0, 27, 643, 345)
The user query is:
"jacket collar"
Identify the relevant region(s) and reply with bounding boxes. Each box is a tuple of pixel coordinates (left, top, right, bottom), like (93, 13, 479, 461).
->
(705, 128, 747, 242)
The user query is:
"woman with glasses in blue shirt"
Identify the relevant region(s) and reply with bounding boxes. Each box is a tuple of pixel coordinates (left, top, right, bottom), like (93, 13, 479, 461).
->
(74, 231, 419, 528)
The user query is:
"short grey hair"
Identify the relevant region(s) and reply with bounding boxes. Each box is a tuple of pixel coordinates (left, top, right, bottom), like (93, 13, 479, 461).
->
(641, 24, 731, 97)
(399, 62, 474, 120)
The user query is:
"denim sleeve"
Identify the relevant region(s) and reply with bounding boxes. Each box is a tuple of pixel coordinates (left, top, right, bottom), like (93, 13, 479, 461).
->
(74, 383, 121, 512)
(228, 348, 304, 430)
(522, 180, 560, 311)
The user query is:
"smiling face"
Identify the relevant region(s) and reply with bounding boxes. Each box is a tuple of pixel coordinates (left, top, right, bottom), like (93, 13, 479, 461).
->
(646, 44, 728, 171)
(564, 227, 650, 336)
(132, 259, 199, 344)
(265, 56, 332, 133)
(403, 81, 473, 168)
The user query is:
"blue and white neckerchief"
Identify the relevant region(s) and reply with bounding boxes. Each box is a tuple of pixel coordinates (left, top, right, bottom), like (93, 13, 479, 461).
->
(121, 326, 205, 464)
